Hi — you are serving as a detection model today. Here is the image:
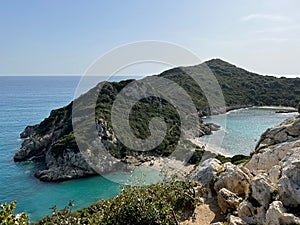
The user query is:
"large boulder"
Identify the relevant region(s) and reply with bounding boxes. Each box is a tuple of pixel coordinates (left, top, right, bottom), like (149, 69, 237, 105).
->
(278, 148, 300, 207)
(189, 158, 223, 189)
(228, 215, 247, 225)
(255, 116, 300, 152)
(265, 201, 300, 225)
(237, 201, 256, 224)
(217, 188, 243, 213)
(250, 174, 274, 208)
(245, 141, 297, 174)
(214, 165, 251, 197)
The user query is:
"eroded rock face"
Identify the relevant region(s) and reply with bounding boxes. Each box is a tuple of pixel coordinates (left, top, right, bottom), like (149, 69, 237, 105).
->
(14, 134, 52, 161)
(35, 149, 96, 181)
(14, 105, 73, 162)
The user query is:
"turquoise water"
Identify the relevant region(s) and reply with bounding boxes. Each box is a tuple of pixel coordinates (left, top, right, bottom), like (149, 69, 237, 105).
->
(0, 76, 159, 222)
(0, 76, 296, 222)
(200, 108, 297, 156)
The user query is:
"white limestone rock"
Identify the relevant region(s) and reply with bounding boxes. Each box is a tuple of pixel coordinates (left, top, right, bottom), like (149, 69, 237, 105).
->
(214, 166, 251, 197)
(266, 201, 300, 225)
(237, 201, 256, 224)
(278, 148, 300, 207)
(228, 215, 247, 225)
(189, 158, 223, 188)
(217, 188, 243, 213)
(250, 174, 274, 208)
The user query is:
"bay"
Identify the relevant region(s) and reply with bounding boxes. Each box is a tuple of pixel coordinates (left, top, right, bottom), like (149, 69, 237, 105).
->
(0, 76, 296, 222)
(200, 107, 297, 156)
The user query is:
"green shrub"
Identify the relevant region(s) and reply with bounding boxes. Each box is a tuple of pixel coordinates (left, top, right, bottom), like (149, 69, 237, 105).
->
(188, 148, 204, 165)
(216, 154, 231, 164)
(231, 154, 251, 165)
(216, 154, 250, 165)
(0, 201, 29, 225)
(36, 180, 199, 225)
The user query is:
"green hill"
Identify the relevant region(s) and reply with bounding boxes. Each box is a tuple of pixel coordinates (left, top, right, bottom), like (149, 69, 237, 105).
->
(14, 59, 300, 181)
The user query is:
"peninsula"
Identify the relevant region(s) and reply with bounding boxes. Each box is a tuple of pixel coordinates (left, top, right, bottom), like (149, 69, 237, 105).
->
(14, 59, 300, 182)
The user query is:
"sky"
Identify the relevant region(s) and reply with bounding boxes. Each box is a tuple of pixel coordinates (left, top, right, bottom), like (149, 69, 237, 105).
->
(0, 0, 300, 77)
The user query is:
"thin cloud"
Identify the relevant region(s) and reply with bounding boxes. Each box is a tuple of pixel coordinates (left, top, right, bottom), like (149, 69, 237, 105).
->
(254, 25, 300, 34)
(241, 14, 292, 23)
(257, 37, 300, 42)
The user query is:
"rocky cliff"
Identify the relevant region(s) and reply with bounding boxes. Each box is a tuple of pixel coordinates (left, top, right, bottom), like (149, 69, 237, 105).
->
(14, 80, 217, 181)
(14, 59, 300, 182)
(190, 115, 300, 225)
(14, 103, 97, 181)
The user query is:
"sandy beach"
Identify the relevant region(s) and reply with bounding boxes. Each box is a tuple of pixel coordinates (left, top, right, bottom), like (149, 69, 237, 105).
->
(252, 105, 297, 110)
(138, 156, 195, 178)
(138, 138, 224, 178)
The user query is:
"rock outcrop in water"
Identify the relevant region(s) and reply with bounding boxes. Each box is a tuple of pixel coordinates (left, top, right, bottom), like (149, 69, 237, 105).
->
(190, 115, 300, 224)
(14, 103, 97, 181)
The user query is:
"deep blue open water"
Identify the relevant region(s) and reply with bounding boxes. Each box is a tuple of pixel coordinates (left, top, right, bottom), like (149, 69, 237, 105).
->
(0, 76, 295, 221)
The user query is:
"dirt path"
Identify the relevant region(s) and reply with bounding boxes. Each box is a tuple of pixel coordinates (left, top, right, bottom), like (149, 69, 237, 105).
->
(180, 197, 225, 225)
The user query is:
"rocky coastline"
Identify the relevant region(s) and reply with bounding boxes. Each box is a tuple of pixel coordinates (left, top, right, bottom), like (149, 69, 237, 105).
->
(11, 59, 300, 223)
(29, 113, 300, 224)
(186, 114, 300, 225)
(13, 60, 300, 183)
(13, 105, 297, 183)
(13, 102, 291, 183)
(13, 95, 222, 182)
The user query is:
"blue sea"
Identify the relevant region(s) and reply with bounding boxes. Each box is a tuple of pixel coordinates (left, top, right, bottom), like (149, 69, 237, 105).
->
(0, 76, 295, 222)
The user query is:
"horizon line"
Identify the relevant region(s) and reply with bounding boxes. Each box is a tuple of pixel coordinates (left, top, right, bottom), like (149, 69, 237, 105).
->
(0, 73, 299, 78)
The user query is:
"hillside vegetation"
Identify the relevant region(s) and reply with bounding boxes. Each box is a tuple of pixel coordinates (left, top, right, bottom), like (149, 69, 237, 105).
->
(160, 59, 299, 109)
(14, 59, 300, 181)
(1, 179, 201, 225)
